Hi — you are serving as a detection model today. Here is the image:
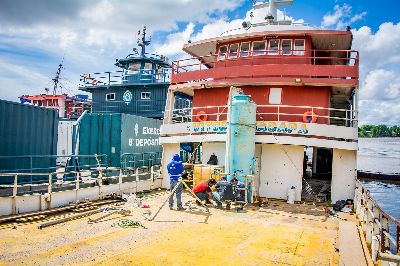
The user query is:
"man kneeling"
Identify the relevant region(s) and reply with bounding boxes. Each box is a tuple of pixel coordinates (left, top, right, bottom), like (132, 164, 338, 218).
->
(192, 178, 217, 205)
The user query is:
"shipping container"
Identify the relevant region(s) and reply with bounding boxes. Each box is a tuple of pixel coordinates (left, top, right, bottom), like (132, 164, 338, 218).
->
(78, 113, 162, 168)
(0, 99, 58, 183)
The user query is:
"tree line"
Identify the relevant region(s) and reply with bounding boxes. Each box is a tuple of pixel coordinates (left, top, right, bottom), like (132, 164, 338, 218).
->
(358, 125, 400, 137)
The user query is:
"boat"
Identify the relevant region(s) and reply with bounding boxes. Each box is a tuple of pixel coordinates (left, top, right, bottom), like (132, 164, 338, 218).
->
(160, 0, 359, 204)
(0, 2, 399, 265)
(78, 26, 177, 119)
(19, 63, 92, 119)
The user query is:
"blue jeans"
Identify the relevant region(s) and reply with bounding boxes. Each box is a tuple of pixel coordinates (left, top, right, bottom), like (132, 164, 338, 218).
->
(212, 191, 222, 207)
(169, 179, 183, 208)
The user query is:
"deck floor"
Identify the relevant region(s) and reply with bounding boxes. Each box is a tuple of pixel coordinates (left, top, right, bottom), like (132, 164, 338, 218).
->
(0, 191, 361, 265)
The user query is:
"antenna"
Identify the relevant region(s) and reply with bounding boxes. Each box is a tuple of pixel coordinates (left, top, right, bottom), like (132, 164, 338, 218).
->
(253, 0, 293, 22)
(137, 26, 151, 57)
(52, 58, 64, 95)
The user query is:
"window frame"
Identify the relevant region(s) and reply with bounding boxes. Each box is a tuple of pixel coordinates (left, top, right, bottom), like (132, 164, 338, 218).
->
(106, 93, 116, 101)
(228, 43, 239, 59)
(217, 45, 228, 61)
(252, 41, 267, 56)
(141, 92, 151, 100)
(281, 39, 293, 55)
(268, 39, 280, 55)
(269, 88, 282, 105)
(294, 39, 306, 56)
(239, 42, 250, 57)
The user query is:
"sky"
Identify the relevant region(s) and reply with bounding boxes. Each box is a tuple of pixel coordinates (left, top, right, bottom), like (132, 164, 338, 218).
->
(0, 0, 399, 125)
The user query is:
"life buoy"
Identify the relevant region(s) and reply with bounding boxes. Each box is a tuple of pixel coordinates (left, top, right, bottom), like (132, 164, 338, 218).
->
(196, 111, 208, 122)
(302, 111, 318, 123)
(92, 80, 98, 86)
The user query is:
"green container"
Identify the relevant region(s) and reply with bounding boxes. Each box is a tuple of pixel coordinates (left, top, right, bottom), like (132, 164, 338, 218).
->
(0, 99, 58, 184)
(78, 113, 162, 168)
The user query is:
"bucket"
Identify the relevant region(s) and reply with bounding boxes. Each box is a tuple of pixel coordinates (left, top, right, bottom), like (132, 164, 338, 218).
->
(287, 186, 296, 204)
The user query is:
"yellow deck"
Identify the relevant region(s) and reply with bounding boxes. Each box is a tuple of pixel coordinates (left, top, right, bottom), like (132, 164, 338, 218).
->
(0, 192, 357, 265)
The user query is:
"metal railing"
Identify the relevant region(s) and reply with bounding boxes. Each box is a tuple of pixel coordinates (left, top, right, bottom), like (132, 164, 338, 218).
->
(165, 104, 358, 127)
(355, 180, 400, 264)
(0, 165, 162, 198)
(79, 68, 171, 88)
(120, 152, 162, 170)
(0, 153, 163, 197)
(173, 49, 358, 72)
(171, 49, 358, 84)
(0, 154, 108, 185)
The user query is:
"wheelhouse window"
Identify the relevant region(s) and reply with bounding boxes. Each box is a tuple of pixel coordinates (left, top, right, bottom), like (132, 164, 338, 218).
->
(268, 39, 280, 55)
(239, 42, 250, 57)
(228, 43, 239, 59)
(269, 88, 282, 104)
(294, 39, 305, 55)
(218, 45, 228, 60)
(141, 92, 151, 100)
(252, 41, 266, 56)
(106, 93, 115, 101)
(281, 39, 292, 55)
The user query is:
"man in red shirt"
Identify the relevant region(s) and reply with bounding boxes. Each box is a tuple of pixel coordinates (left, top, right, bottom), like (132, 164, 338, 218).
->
(192, 178, 216, 204)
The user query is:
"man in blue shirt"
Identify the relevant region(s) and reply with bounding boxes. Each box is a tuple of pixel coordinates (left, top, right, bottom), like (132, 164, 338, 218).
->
(167, 154, 185, 210)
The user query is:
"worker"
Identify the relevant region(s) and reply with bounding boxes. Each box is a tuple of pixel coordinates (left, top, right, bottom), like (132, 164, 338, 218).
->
(167, 154, 185, 210)
(192, 178, 216, 204)
(212, 177, 235, 209)
(231, 177, 246, 202)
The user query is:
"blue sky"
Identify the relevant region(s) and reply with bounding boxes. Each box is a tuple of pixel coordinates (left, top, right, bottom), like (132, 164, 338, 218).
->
(0, 0, 399, 124)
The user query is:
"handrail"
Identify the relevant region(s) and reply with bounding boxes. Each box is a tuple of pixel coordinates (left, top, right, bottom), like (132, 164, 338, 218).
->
(354, 180, 400, 264)
(172, 49, 359, 69)
(165, 104, 358, 127)
(0, 165, 162, 200)
(79, 68, 171, 88)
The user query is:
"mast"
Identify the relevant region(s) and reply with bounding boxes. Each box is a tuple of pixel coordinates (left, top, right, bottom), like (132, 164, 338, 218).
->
(52, 59, 64, 95)
(137, 26, 151, 70)
(253, 0, 293, 22)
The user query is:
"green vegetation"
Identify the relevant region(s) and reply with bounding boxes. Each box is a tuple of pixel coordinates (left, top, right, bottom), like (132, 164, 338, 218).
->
(358, 125, 400, 137)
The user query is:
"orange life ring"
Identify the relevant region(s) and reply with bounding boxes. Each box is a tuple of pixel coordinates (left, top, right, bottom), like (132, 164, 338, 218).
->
(92, 80, 98, 86)
(302, 111, 318, 123)
(196, 111, 208, 122)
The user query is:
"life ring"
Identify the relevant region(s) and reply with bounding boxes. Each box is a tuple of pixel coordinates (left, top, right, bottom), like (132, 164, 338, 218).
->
(92, 80, 98, 86)
(196, 111, 208, 122)
(302, 111, 318, 123)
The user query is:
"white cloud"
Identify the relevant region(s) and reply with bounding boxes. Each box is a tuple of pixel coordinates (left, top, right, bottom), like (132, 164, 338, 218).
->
(352, 22, 400, 72)
(0, 0, 243, 100)
(360, 69, 400, 101)
(321, 3, 366, 30)
(154, 23, 195, 57)
(352, 22, 400, 125)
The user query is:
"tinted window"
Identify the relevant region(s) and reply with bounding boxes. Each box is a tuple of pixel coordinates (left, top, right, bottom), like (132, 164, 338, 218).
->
(268, 39, 280, 55)
(252, 41, 266, 56)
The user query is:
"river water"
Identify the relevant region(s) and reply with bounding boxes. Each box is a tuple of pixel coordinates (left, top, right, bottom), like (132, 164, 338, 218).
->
(358, 137, 400, 221)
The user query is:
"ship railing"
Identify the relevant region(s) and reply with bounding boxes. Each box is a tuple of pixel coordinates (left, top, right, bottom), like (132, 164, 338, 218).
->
(171, 49, 358, 84)
(0, 154, 109, 185)
(354, 180, 400, 264)
(79, 69, 171, 88)
(0, 166, 162, 199)
(172, 49, 359, 72)
(120, 152, 162, 171)
(0, 154, 162, 197)
(166, 104, 358, 127)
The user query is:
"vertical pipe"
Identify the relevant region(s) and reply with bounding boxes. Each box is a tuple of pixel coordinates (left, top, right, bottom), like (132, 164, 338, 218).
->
(48, 173, 52, 194)
(382, 215, 389, 252)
